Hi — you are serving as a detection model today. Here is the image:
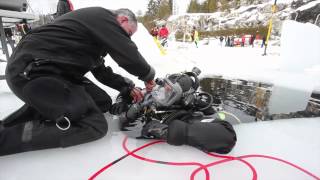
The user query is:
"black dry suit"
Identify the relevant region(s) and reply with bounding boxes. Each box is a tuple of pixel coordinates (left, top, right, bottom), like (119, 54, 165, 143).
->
(1, 7, 155, 156)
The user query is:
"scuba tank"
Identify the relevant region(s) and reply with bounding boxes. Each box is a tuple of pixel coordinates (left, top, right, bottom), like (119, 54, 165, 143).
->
(121, 67, 215, 129)
(151, 67, 202, 108)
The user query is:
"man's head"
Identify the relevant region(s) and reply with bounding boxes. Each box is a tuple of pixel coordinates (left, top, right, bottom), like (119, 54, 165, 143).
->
(114, 8, 137, 37)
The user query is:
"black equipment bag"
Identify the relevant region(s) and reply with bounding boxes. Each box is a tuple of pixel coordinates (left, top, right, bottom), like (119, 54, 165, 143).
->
(167, 119, 237, 154)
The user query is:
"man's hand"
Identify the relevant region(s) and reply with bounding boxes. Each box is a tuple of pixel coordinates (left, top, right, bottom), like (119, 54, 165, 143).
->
(130, 87, 144, 103)
(110, 82, 144, 115)
(145, 80, 156, 92)
(109, 96, 128, 115)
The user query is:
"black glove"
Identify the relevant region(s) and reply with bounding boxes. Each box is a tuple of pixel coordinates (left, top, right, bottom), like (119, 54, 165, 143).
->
(110, 78, 144, 114)
(141, 120, 168, 139)
(109, 96, 129, 115)
(109, 81, 134, 115)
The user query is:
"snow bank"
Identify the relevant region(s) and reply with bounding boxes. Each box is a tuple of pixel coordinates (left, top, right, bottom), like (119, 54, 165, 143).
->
(280, 20, 320, 76)
(296, 0, 320, 11)
(267, 20, 320, 114)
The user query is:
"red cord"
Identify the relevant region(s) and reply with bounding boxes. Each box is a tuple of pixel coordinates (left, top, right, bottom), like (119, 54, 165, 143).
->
(122, 136, 211, 180)
(88, 139, 163, 180)
(190, 153, 320, 180)
(89, 136, 320, 180)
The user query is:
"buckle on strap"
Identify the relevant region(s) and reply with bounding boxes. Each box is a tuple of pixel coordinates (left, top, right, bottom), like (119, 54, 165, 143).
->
(55, 116, 71, 131)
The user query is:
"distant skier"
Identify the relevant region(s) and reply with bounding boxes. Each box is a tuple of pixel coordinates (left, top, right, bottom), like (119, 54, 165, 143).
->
(219, 36, 224, 47)
(261, 36, 266, 48)
(249, 34, 255, 47)
(150, 26, 158, 37)
(1, 7, 156, 156)
(226, 36, 230, 47)
(241, 35, 245, 47)
(191, 26, 199, 48)
(231, 36, 235, 47)
(158, 25, 169, 47)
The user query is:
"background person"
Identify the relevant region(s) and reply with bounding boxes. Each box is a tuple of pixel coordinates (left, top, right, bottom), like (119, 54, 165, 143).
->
(191, 26, 199, 48)
(158, 25, 169, 47)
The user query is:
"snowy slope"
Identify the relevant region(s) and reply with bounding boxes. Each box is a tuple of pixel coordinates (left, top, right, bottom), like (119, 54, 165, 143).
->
(168, 0, 320, 40)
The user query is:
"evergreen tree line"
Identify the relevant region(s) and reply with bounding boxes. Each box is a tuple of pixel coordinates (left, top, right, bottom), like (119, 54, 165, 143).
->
(187, 0, 256, 13)
(138, 0, 172, 30)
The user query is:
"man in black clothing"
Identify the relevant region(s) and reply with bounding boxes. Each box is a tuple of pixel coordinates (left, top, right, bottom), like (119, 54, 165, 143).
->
(1, 7, 155, 156)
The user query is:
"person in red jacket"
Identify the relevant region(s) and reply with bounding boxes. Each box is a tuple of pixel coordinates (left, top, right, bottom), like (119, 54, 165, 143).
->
(158, 25, 169, 46)
(158, 25, 168, 39)
(241, 35, 245, 47)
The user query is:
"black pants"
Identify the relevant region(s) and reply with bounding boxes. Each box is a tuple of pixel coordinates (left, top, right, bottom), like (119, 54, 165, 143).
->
(1, 74, 111, 156)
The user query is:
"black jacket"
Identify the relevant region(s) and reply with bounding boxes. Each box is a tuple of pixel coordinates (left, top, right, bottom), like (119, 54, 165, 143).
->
(7, 7, 155, 91)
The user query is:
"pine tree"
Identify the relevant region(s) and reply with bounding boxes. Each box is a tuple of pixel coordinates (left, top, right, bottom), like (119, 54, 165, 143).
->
(248, 0, 255, 5)
(207, 0, 217, 13)
(221, 0, 230, 10)
(158, 0, 172, 20)
(145, 0, 160, 18)
(187, 0, 200, 13)
(201, 0, 209, 13)
(168, 0, 173, 13)
(141, 0, 172, 30)
(234, 0, 241, 8)
(188, 0, 217, 13)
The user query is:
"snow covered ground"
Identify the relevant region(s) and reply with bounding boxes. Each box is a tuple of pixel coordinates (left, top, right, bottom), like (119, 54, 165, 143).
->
(0, 20, 319, 180)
